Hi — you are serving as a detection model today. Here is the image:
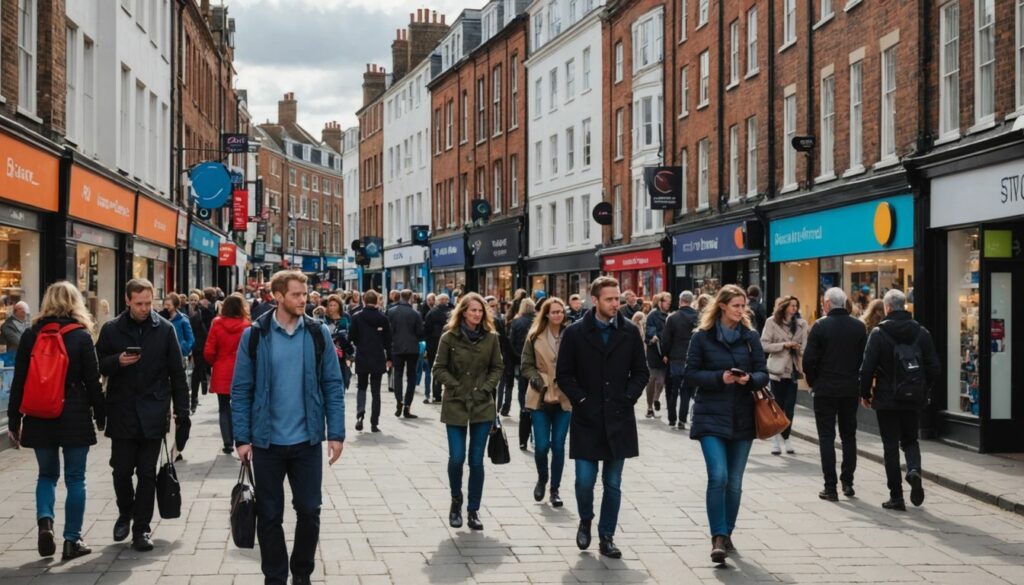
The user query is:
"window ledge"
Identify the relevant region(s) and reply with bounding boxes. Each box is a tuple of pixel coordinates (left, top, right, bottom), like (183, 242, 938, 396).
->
(780, 183, 799, 194)
(492, 131, 503, 139)
(678, 111, 689, 120)
(845, 0, 863, 12)
(726, 81, 739, 92)
(614, 155, 625, 162)
(678, 35, 687, 45)
(778, 39, 797, 54)
(581, 88, 593, 96)
(745, 68, 759, 80)
(697, 102, 709, 111)
(695, 21, 708, 32)
(815, 172, 837, 184)
(1006, 109, 1024, 121)
(16, 107, 42, 124)
(968, 119, 997, 135)
(873, 156, 900, 170)
(934, 132, 961, 146)
(813, 13, 835, 31)
(696, 203, 710, 212)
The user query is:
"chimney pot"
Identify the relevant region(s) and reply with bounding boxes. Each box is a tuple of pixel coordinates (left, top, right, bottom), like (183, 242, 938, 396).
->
(432, 10, 436, 23)
(410, 12, 415, 23)
(441, 14, 446, 24)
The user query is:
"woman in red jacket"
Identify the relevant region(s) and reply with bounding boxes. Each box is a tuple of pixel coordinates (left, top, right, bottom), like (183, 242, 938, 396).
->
(204, 293, 250, 454)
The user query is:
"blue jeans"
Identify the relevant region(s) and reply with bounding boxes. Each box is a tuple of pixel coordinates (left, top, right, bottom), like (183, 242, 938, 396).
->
(699, 436, 753, 537)
(531, 408, 571, 489)
(575, 459, 625, 538)
(34, 446, 90, 541)
(417, 356, 431, 399)
(446, 422, 492, 511)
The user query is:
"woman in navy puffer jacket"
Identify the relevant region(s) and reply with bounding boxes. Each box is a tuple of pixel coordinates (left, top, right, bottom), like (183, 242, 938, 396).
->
(684, 284, 768, 566)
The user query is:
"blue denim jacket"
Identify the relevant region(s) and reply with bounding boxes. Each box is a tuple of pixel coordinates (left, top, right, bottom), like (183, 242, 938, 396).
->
(231, 321, 346, 448)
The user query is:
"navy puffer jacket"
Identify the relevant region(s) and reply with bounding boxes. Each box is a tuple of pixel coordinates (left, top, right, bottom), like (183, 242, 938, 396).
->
(684, 323, 769, 441)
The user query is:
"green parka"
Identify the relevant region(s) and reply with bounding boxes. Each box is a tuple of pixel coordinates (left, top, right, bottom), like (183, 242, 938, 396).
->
(432, 326, 504, 426)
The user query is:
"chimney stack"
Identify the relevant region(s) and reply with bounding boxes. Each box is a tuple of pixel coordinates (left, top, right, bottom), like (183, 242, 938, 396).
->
(392, 28, 410, 81)
(322, 121, 343, 153)
(278, 92, 297, 125)
(408, 8, 450, 70)
(362, 64, 387, 106)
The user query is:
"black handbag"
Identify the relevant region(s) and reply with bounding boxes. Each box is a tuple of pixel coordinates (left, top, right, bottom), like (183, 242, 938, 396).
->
(156, 437, 182, 519)
(230, 461, 257, 549)
(487, 417, 511, 465)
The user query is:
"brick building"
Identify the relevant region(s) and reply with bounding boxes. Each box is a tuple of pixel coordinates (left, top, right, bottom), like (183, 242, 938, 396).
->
(429, 2, 529, 301)
(357, 64, 387, 290)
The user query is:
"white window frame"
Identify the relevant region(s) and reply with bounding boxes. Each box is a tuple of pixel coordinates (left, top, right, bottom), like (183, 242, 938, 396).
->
(535, 205, 544, 249)
(511, 53, 520, 128)
(549, 68, 558, 112)
(581, 194, 591, 241)
(550, 134, 559, 176)
(974, 0, 996, 125)
(18, 0, 38, 115)
(679, 65, 689, 117)
(848, 59, 864, 173)
(566, 126, 576, 171)
(566, 58, 576, 100)
(680, 0, 688, 41)
(698, 0, 709, 27)
(582, 47, 592, 91)
(535, 141, 543, 183)
(746, 116, 758, 197)
(613, 185, 623, 239)
(783, 0, 797, 47)
(783, 92, 797, 190)
(940, 2, 961, 139)
(747, 7, 759, 75)
(66, 26, 78, 143)
(1017, 0, 1024, 112)
(820, 74, 836, 179)
(510, 154, 519, 208)
(729, 21, 740, 87)
(614, 42, 624, 83)
(582, 118, 592, 167)
(881, 46, 897, 162)
(699, 50, 710, 108)
(679, 148, 688, 213)
(566, 197, 576, 244)
(492, 64, 502, 136)
(729, 125, 739, 201)
(697, 139, 710, 209)
(493, 160, 503, 212)
(548, 202, 557, 249)
(535, 78, 543, 118)
(615, 108, 624, 159)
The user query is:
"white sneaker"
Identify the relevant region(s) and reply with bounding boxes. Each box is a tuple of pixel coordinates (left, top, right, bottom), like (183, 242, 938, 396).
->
(784, 438, 796, 454)
(770, 436, 782, 456)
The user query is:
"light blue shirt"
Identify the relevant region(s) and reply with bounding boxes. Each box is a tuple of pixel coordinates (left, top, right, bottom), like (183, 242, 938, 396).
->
(269, 313, 309, 445)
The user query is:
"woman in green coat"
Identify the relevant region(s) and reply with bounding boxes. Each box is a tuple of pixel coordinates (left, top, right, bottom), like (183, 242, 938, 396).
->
(432, 292, 504, 531)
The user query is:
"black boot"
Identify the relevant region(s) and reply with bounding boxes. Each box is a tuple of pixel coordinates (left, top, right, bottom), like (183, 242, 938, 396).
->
(550, 489, 563, 508)
(355, 416, 364, 431)
(38, 518, 55, 557)
(403, 406, 418, 419)
(518, 412, 532, 450)
(449, 496, 463, 528)
(467, 510, 483, 530)
(576, 519, 592, 550)
(599, 536, 622, 559)
(62, 539, 92, 560)
(533, 478, 547, 502)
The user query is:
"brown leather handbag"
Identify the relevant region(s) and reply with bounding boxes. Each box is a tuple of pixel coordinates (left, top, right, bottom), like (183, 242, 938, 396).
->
(752, 387, 791, 440)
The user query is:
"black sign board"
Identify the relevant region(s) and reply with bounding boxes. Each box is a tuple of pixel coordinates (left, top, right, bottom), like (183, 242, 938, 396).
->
(470, 223, 520, 268)
(222, 133, 249, 154)
(644, 166, 683, 210)
(592, 202, 613, 225)
(791, 135, 816, 152)
(471, 199, 492, 222)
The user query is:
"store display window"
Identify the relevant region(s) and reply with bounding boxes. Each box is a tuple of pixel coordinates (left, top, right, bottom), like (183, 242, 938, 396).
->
(947, 228, 980, 416)
(76, 244, 116, 328)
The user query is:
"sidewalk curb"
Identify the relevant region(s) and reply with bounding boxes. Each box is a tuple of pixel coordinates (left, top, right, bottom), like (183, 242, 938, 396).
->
(789, 427, 1024, 517)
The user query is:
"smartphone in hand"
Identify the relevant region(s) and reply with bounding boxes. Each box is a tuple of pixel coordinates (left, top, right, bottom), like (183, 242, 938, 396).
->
(125, 347, 142, 356)
(729, 368, 747, 377)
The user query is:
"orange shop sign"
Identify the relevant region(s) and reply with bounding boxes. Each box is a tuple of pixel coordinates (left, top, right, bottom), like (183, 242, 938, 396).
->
(135, 196, 178, 248)
(0, 132, 60, 211)
(68, 166, 136, 233)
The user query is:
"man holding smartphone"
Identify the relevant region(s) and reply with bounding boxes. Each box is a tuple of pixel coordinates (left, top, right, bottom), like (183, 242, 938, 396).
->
(96, 279, 190, 552)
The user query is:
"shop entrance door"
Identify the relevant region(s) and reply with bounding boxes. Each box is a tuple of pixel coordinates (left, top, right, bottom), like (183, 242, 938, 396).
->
(981, 261, 1023, 452)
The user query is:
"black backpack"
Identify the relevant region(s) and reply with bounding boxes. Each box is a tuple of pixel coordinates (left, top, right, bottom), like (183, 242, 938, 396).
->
(878, 328, 926, 404)
(248, 312, 325, 383)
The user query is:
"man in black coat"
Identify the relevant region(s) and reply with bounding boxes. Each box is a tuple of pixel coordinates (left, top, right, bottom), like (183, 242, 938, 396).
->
(508, 302, 536, 448)
(566, 294, 586, 323)
(187, 291, 217, 412)
(96, 279, 189, 552)
(349, 290, 393, 432)
(859, 289, 940, 511)
(803, 287, 868, 501)
(418, 292, 435, 322)
(387, 289, 424, 419)
(556, 277, 649, 559)
(661, 291, 699, 429)
(746, 285, 768, 334)
(423, 294, 452, 402)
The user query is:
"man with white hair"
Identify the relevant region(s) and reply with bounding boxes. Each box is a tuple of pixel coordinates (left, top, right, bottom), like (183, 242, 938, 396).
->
(802, 287, 867, 502)
(858, 289, 940, 511)
(2, 301, 31, 355)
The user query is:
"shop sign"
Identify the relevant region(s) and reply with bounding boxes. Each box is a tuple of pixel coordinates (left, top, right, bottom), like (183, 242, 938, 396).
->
(71, 222, 117, 249)
(0, 133, 59, 212)
(430, 235, 465, 269)
(672, 221, 759, 265)
(177, 210, 188, 243)
(232, 189, 248, 231)
(602, 248, 663, 271)
(470, 224, 520, 268)
(263, 252, 283, 263)
(189, 224, 221, 257)
(769, 194, 914, 263)
(134, 240, 169, 262)
(302, 256, 322, 272)
(344, 269, 358, 281)
(218, 243, 237, 266)
(324, 256, 343, 269)
(384, 245, 428, 268)
(931, 159, 1024, 228)
(69, 165, 136, 233)
(135, 196, 178, 248)
(644, 166, 683, 210)
(253, 241, 265, 260)
(221, 133, 249, 154)
(0, 202, 39, 230)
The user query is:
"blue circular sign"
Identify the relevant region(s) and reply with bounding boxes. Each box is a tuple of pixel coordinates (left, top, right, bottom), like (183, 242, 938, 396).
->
(364, 240, 380, 256)
(190, 162, 232, 209)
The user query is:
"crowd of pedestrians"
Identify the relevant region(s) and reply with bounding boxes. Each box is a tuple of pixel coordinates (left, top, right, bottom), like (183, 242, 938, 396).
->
(4, 270, 943, 578)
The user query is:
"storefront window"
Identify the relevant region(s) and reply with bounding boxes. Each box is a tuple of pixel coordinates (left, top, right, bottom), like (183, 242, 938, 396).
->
(947, 228, 980, 416)
(531, 275, 547, 297)
(690, 263, 722, 297)
(76, 244, 116, 328)
(133, 255, 167, 299)
(843, 251, 914, 314)
(435, 271, 466, 295)
(0, 227, 41, 319)
(779, 260, 820, 320)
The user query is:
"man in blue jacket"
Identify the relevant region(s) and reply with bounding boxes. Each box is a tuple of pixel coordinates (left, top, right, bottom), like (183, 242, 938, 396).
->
(232, 270, 345, 585)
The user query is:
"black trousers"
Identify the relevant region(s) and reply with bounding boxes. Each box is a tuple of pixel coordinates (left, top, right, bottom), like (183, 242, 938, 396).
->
(190, 357, 209, 406)
(665, 373, 693, 425)
(109, 437, 162, 537)
(217, 394, 233, 450)
(876, 409, 922, 499)
(392, 353, 419, 407)
(813, 395, 859, 489)
(357, 371, 383, 425)
(253, 442, 322, 585)
(496, 365, 514, 413)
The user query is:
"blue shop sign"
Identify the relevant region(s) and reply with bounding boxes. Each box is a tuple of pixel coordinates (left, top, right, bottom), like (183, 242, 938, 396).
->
(672, 222, 759, 265)
(189, 224, 220, 257)
(324, 256, 343, 269)
(302, 256, 322, 272)
(769, 194, 914, 263)
(431, 235, 465, 269)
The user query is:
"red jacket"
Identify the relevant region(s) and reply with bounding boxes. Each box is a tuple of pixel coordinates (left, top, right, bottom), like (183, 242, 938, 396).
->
(204, 316, 250, 395)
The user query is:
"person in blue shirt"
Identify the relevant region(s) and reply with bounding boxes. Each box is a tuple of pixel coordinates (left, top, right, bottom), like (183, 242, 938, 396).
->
(161, 294, 194, 360)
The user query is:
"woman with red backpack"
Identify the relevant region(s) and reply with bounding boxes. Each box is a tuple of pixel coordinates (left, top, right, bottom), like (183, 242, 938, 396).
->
(204, 293, 251, 455)
(6, 281, 105, 560)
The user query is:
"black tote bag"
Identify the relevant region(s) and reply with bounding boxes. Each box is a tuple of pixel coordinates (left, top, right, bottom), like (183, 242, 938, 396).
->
(230, 461, 257, 549)
(156, 437, 182, 519)
(487, 417, 511, 465)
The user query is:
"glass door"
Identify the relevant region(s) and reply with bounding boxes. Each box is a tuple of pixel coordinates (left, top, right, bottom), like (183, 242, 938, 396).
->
(982, 262, 1023, 452)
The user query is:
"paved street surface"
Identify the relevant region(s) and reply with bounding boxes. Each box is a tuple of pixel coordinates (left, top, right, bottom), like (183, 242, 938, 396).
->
(1, 385, 1023, 585)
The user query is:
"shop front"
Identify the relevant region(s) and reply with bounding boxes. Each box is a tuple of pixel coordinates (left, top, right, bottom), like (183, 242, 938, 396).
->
(469, 222, 520, 302)
(770, 194, 915, 321)
(927, 159, 1024, 452)
(601, 248, 666, 298)
(430, 234, 466, 295)
(671, 221, 762, 298)
(68, 164, 137, 328)
(189, 224, 221, 290)
(527, 249, 600, 302)
(384, 245, 429, 295)
(133, 196, 178, 299)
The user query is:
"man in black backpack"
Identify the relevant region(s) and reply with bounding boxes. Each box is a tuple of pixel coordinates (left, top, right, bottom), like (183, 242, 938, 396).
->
(859, 289, 940, 511)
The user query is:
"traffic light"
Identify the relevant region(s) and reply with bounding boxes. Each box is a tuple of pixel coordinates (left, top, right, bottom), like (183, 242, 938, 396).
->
(411, 225, 430, 246)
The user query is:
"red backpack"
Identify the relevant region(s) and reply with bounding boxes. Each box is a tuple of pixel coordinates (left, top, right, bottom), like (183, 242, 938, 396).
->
(20, 323, 83, 419)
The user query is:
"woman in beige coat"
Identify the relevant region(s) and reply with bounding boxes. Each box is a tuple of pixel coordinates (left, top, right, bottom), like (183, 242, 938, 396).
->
(520, 297, 571, 508)
(760, 296, 809, 455)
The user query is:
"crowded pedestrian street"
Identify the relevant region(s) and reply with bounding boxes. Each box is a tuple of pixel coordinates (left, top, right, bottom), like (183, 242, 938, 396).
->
(1, 391, 1023, 585)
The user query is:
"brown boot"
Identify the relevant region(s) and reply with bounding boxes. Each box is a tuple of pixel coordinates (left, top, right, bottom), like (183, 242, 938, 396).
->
(711, 535, 728, 564)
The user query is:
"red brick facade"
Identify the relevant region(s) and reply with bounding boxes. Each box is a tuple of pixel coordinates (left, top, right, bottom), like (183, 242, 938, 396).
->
(358, 64, 386, 240)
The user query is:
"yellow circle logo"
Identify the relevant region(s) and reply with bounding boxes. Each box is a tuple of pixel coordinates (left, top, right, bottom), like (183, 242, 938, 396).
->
(874, 202, 896, 247)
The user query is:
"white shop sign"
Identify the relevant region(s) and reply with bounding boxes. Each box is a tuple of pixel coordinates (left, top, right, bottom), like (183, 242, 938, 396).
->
(384, 245, 428, 268)
(931, 159, 1024, 228)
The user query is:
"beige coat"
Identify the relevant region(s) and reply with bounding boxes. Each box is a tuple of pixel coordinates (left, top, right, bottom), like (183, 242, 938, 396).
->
(520, 329, 572, 411)
(760, 317, 809, 382)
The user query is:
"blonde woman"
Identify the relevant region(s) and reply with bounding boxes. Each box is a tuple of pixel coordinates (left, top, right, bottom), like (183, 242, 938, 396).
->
(760, 296, 809, 456)
(433, 293, 504, 531)
(520, 297, 571, 508)
(684, 285, 769, 565)
(861, 299, 885, 333)
(630, 311, 647, 340)
(7, 282, 104, 560)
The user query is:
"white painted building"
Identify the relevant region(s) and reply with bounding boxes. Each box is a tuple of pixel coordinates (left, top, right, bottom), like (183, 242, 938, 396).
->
(524, 0, 604, 299)
(628, 6, 665, 239)
(65, 0, 173, 198)
(382, 59, 433, 293)
(341, 126, 361, 289)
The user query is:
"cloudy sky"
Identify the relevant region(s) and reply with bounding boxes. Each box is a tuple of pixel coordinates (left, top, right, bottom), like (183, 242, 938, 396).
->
(232, 0, 467, 135)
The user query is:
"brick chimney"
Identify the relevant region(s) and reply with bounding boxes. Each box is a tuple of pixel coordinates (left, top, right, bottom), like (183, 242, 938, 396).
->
(362, 64, 387, 106)
(408, 8, 450, 69)
(322, 121, 343, 153)
(391, 29, 410, 82)
(278, 92, 297, 125)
